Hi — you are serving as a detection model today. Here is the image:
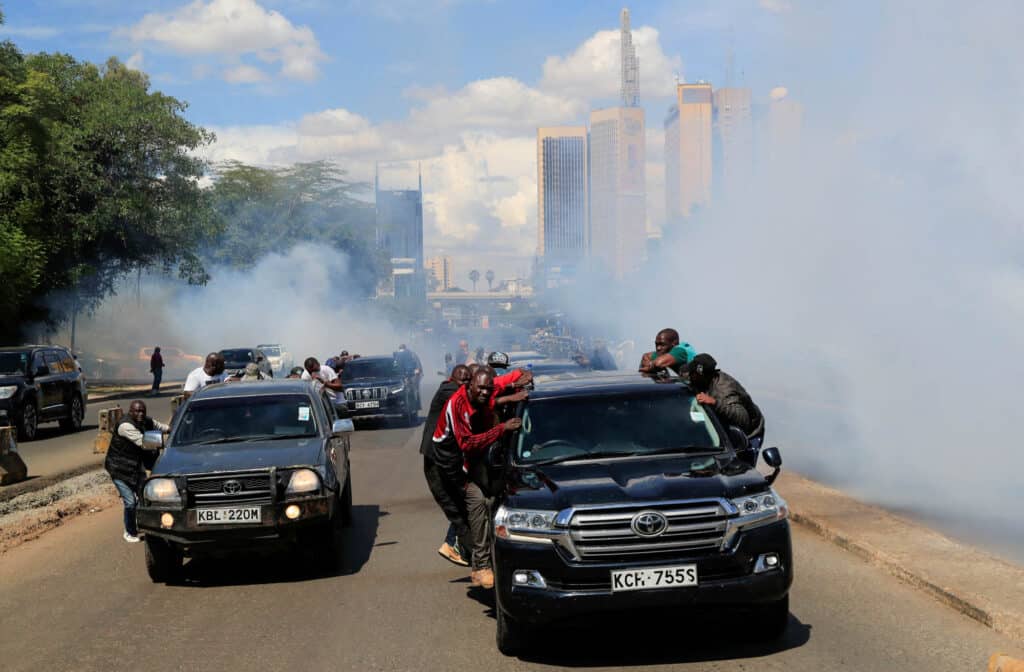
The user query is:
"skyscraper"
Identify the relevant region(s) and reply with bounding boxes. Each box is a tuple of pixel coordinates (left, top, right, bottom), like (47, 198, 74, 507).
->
(713, 87, 753, 198)
(587, 8, 646, 279)
(537, 126, 589, 286)
(764, 87, 803, 167)
(425, 255, 453, 291)
(375, 166, 424, 301)
(665, 82, 713, 227)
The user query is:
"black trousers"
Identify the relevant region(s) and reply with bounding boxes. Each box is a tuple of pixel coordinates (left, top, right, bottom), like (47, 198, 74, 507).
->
(422, 456, 472, 554)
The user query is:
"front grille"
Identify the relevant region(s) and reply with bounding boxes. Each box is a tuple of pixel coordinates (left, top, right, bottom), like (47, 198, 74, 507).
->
(568, 500, 730, 562)
(186, 471, 273, 505)
(344, 386, 389, 401)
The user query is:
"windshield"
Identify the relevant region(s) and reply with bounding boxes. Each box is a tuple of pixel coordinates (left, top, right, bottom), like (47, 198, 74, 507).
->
(173, 394, 319, 446)
(258, 346, 282, 356)
(220, 348, 255, 364)
(516, 392, 722, 464)
(0, 352, 28, 376)
(343, 359, 399, 380)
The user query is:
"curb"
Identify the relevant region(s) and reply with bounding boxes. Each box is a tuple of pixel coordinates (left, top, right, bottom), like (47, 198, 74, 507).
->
(88, 382, 183, 404)
(782, 473, 1024, 645)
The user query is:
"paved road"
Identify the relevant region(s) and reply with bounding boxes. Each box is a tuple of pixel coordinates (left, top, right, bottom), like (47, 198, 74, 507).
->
(9, 394, 175, 482)
(1, 422, 1021, 671)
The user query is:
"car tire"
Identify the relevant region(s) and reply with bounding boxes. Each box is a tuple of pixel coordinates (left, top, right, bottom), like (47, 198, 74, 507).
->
(496, 607, 530, 657)
(752, 594, 790, 641)
(340, 471, 353, 527)
(144, 537, 183, 583)
(17, 400, 38, 442)
(59, 394, 84, 432)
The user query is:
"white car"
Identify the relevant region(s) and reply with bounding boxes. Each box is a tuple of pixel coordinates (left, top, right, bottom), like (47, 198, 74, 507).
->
(255, 344, 292, 374)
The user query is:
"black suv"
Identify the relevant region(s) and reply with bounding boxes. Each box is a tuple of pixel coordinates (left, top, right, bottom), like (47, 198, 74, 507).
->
(136, 380, 354, 582)
(0, 345, 88, 441)
(490, 372, 791, 655)
(340, 355, 420, 426)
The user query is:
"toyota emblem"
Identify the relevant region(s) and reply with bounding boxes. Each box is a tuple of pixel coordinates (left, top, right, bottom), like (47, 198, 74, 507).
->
(630, 510, 669, 537)
(222, 479, 242, 495)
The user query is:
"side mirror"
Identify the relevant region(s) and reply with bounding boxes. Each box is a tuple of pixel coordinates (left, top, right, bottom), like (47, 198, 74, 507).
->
(762, 446, 782, 469)
(332, 418, 355, 435)
(143, 430, 164, 450)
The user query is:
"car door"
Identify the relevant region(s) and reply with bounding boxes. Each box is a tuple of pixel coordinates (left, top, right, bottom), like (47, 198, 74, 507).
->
(320, 391, 348, 488)
(39, 351, 65, 416)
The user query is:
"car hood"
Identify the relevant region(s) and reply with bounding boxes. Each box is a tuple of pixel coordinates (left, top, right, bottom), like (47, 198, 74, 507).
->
(504, 454, 768, 510)
(153, 437, 323, 476)
(344, 378, 404, 387)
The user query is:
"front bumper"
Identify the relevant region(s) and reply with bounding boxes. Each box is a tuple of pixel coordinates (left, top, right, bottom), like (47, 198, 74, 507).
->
(137, 494, 333, 550)
(494, 521, 792, 625)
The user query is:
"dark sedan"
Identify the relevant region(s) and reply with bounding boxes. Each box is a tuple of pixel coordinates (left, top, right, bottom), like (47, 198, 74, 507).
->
(136, 380, 353, 582)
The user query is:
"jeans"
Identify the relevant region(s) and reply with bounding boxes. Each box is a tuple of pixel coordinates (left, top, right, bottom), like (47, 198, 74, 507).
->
(465, 482, 493, 570)
(112, 479, 138, 536)
(151, 369, 163, 392)
(422, 457, 472, 556)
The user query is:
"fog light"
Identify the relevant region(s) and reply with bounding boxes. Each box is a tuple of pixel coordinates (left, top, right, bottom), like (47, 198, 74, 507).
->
(512, 570, 547, 589)
(160, 513, 174, 528)
(754, 553, 781, 574)
(285, 504, 301, 520)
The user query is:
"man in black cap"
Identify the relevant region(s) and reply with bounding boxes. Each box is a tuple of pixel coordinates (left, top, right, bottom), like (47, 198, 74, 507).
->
(687, 354, 765, 449)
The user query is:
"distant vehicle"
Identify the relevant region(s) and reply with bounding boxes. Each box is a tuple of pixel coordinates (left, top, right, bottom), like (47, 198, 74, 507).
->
(507, 351, 549, 363)
(136, 380, 354, 582)
(218, 348, 274, 378)
(340, 355, 419, 426)
(138, 346, 203, 379)
(490, 371, 791, 655)
(256, 343, 292, 375)
(0, 345, 88, 441)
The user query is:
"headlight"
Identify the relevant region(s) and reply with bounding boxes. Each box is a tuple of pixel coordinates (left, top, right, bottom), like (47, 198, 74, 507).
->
(494, 506, 558, 539)
(286, 468, 320, 494)
(390, 385, 404, 395)
(0, 386, 18, 400)
(144, 478, 181, 504)
(730, 489, 788, 527)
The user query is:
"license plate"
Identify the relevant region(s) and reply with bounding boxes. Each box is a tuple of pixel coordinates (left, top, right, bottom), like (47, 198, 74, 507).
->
(354, 400, 379, 409)
(196, 507, 262, 525)
(611, 564, 698, 592)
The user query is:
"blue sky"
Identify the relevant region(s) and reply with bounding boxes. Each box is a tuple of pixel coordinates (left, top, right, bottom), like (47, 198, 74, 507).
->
(0, 0, 796, 278)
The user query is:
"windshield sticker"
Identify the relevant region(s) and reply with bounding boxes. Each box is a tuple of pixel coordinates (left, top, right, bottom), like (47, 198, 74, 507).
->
(297, 406, 310, 422)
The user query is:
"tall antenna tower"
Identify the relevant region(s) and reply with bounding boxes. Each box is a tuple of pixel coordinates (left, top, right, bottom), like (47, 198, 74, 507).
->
(620, 7, 639, 107)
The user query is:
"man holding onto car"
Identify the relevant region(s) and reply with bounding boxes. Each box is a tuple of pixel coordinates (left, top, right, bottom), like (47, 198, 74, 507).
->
(638, 328, 697, 376)
(182, 352, 228, 400)
(302, 357, 344, 402)
(688, 353, 765, 452)
(104, 400, 169, 543)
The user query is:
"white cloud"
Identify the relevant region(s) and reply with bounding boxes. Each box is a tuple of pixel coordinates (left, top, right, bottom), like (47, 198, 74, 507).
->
(223, 64, 270, 83)
(125, 51, 145, 71)
(540, 26, 682, 101)
(123, 0, 325, 82)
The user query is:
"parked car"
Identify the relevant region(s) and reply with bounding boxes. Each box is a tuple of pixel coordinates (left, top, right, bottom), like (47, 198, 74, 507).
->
(340, 355, 420, 426)
(136, 379, 354, 582)
(218, 348, 274, 378)
(256, 343, 292, 375)
(0, 345, 89, 441)
(490, 371, 791, 655)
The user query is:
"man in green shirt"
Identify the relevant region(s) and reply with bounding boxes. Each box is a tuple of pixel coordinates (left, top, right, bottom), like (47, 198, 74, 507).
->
(638, 328, 696, 375)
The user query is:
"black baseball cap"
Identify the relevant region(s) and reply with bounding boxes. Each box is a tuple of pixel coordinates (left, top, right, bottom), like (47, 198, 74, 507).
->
(486, 351, 510, 369)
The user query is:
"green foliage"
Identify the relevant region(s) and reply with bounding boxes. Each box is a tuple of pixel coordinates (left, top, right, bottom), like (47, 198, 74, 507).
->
(0, 45, 219, 342)
(207, 160, 387, 297)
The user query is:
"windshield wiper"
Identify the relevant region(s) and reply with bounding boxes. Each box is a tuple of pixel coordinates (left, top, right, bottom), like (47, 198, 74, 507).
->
(526, 446, 717, 466)
(244, 433, 315, 441)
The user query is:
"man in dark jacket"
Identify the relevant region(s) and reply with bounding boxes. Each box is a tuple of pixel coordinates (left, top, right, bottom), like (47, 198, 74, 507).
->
(149, 347, 165, 396)
(104, 400, 169, 543)
(420, 365, 473, 566)
(687, 353, 765, 448)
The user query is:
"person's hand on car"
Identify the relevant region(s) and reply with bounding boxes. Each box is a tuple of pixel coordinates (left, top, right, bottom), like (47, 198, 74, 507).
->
(503, 418, 523, 432)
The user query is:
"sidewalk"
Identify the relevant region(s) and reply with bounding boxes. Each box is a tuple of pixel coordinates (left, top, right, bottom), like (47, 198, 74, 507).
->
(87, 381, 183, 404)
(779, 472, 1024, 643)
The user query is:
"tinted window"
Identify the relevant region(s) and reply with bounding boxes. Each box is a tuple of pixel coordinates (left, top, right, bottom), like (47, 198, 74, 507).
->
(0, 352, 29, 375)
(259, 346, 282, 356)
(173, 394, 319, 446)
(31, 352, 47, 375)
(342, 359, 399, 380)
(516, 392, 721, 464)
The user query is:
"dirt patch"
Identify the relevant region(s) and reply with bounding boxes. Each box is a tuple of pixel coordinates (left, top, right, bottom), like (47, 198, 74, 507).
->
(0, 469, 120, 554)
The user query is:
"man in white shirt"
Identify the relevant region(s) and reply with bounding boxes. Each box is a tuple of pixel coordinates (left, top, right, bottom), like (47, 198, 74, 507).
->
(183, 352, 228, 399)
(301, 357, 344, 401)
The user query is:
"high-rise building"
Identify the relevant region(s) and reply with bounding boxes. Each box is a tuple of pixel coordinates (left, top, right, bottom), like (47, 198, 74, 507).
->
(764, 87, 803, 167)
(713, 87, 753, 199)
(586, 8, 647, 279)
(665, 82, 713, 227)
(376, 166, 424, 301)
(425, 256, 453, 291)
(537, 126, 589, 285)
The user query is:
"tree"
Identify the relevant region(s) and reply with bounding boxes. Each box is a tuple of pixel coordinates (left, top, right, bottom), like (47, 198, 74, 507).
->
(485, 269, 495, 291)
(469, 269, 480, 292)
(0, 45, 219, 342)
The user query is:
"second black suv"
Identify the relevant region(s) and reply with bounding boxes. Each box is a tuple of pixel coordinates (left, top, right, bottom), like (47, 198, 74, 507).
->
(490, 372, 791, 655)
(340, 355, 420, 426)
(0, 345, 88, 441)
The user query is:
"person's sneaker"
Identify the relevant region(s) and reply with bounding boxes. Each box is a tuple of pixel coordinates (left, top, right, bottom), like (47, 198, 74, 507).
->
(438, 542, 469, 567)
(123, 532, 141, 543)
(470, 568, 494, 589)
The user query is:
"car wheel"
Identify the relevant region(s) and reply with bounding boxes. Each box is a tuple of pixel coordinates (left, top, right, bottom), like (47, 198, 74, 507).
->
(496, 607, 530, 657)
(340, 471, 353, 527)
(17, 401, 38, 442)
(144, 537, 183, 584)
(752, 594, 790, 641)
(59, 395, 84, 432)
